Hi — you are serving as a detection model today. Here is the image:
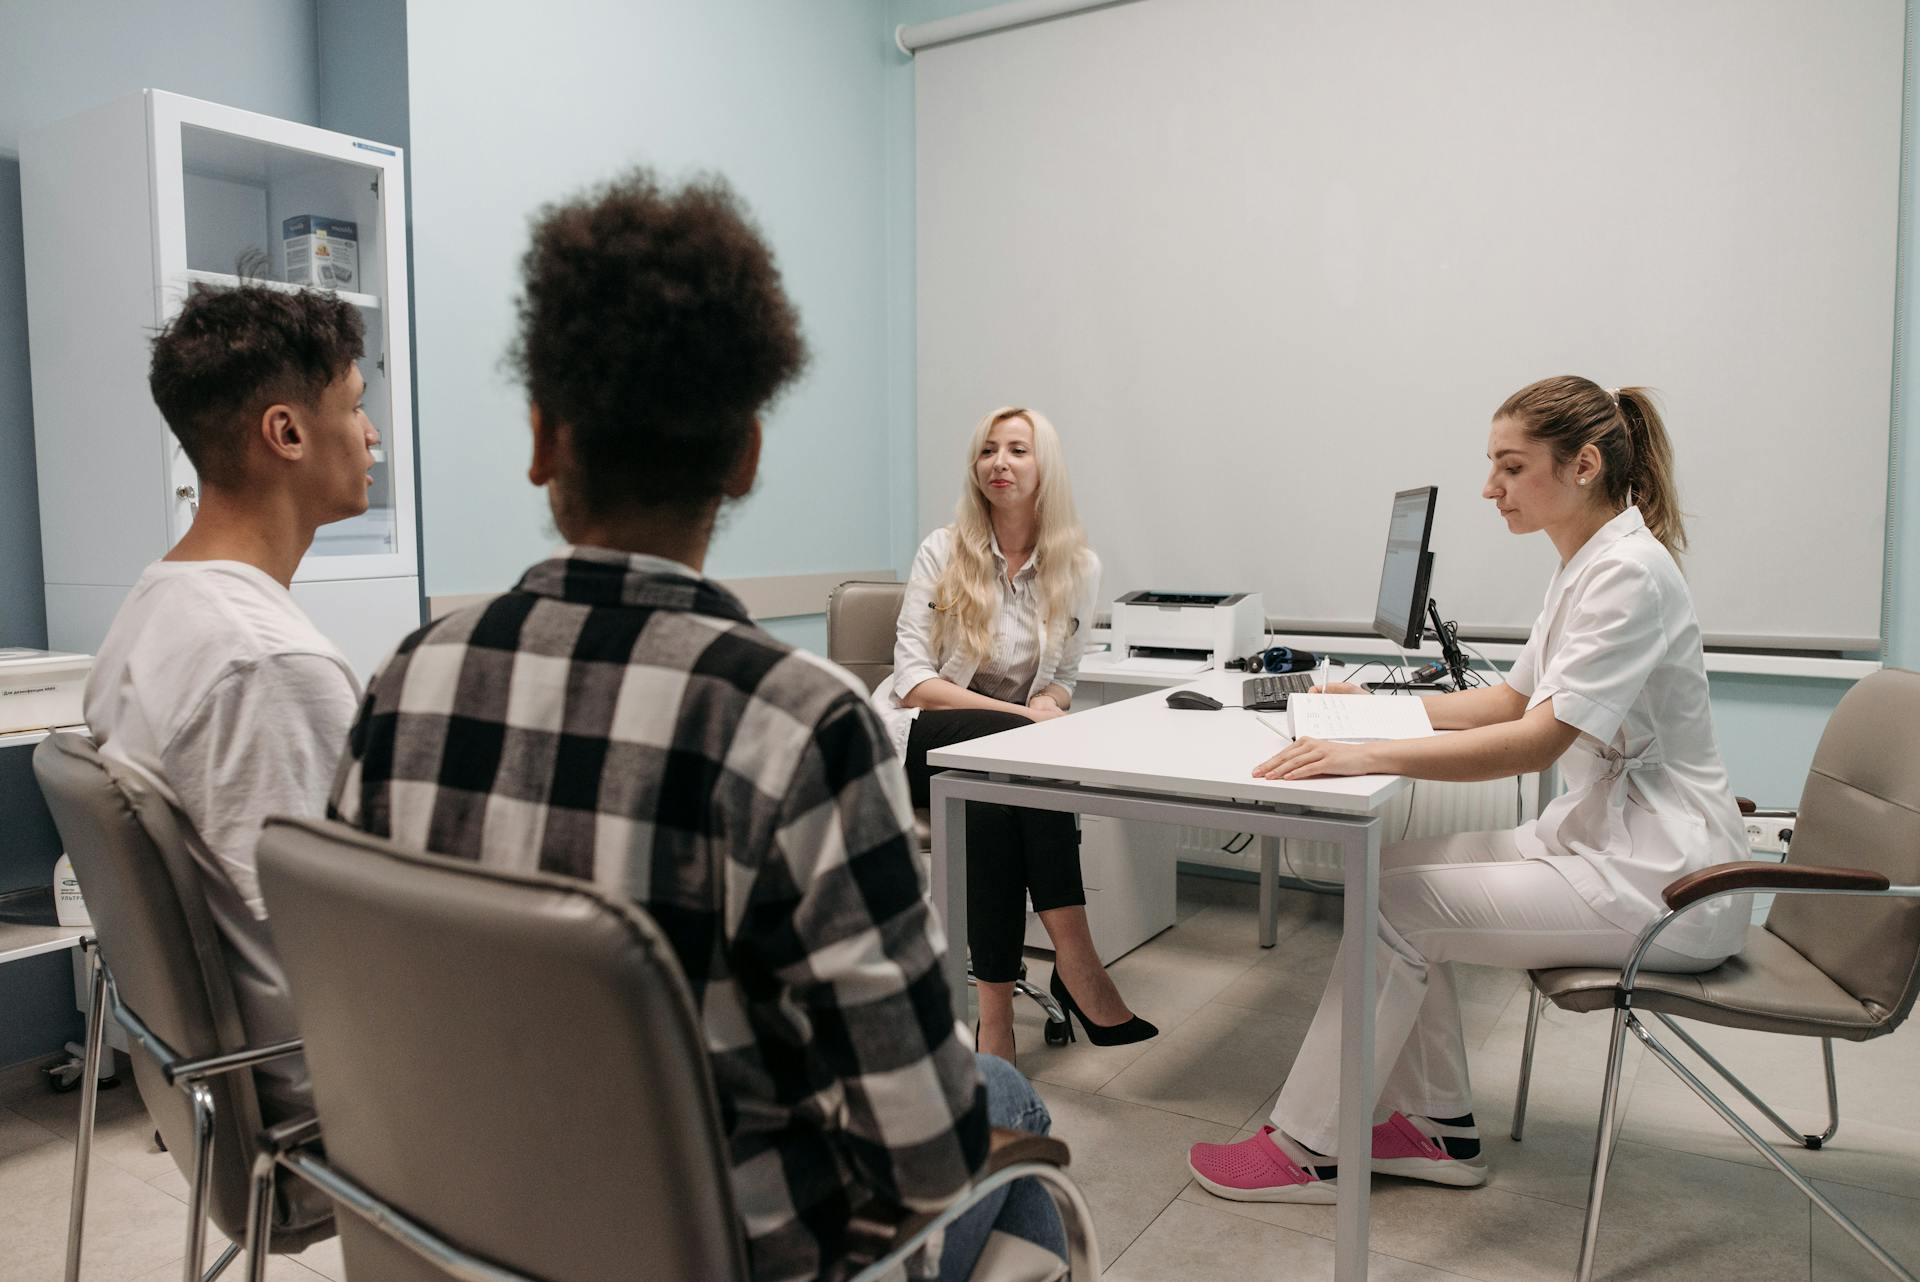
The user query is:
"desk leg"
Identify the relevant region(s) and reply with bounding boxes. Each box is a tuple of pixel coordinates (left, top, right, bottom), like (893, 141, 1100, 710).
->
(1258, 836, 1279, 948)
(1334, 816, 1382, 1282)
(928, 775, 970, 1024)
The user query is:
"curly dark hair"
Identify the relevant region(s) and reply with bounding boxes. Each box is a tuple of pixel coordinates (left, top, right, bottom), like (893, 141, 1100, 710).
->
(148, 282, 366, 487)
(507, 168, 809, 515)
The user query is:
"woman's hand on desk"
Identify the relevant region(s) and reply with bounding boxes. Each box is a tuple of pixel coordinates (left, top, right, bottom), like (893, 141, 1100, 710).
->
(1026, 694, 1067, 722)
(1309, 681, 1367, 696)
(1252, 736, 1377, 781)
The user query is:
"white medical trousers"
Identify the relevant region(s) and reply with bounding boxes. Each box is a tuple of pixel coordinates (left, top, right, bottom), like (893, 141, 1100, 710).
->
(1271, 829, 1726, 1154)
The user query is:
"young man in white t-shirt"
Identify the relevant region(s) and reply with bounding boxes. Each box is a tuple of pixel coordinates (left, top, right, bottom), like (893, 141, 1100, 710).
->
(84, 281, 380, 1138)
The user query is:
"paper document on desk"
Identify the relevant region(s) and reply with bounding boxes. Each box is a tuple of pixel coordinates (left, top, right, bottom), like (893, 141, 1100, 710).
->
(1288, 693, 1435, 742)
(1103, 654, 1209, 675)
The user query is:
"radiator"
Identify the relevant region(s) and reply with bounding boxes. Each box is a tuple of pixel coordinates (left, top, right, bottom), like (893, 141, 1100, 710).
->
(1177, 776, 1531, 881)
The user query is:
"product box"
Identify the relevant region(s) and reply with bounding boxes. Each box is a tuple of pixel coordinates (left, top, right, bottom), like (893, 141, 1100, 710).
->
(282, 215, 359, 290)
(0, 648, 92, 735)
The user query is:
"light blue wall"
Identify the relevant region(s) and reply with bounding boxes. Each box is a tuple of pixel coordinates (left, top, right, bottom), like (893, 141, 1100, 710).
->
(403, 0, 901, 638)
(0, 0, 324, 1069)
(882, 0, 1919, 808)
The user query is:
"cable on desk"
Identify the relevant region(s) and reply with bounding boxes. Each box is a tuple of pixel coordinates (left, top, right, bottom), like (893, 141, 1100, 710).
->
(1338, 660, 1398, 688)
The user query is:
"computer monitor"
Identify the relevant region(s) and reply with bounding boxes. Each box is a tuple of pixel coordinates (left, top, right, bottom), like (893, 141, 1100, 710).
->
(1373, 486, 1437, 650)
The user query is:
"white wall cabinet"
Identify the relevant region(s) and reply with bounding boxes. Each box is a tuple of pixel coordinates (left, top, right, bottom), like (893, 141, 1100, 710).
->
(20, 90, 420, 677)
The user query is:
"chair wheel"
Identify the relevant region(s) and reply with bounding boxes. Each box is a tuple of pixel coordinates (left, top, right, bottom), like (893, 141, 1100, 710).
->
(1044, 1019, 1071, 1047)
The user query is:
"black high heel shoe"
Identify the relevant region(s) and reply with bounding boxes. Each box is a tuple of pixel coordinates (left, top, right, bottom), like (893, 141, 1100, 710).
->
(1047, 969, 1158, 1047)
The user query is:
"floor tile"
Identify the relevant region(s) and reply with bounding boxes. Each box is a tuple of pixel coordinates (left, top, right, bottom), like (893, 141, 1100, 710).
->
(147, 1165, 190, 1204)
(1622, 1075, 1920, 1201)
(0, 1128, 193, 1282)
(1181, 1172, 1594, 1282)
(1031, 1081, 1236, 1261)
(1183, 1134, 1815, 1282)
(0, 1105, 61, 1161)
(1106, 1197, 1481, 1282)
(1652, 1017, 1920, 1134)
(1104, 931, 1265, 1022)
(288, 1233, 347, 1281)
(1012, 957, 1194, 1095)
(10, 1076, 178, 1183)
(1100, 1000, 1312, 1127)
(1470, 1059, 1632, 1211)
(1809, 1178, 1920, 1281)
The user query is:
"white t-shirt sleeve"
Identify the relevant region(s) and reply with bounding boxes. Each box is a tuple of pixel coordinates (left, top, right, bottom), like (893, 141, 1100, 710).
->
(162, 653, 360, 916)
(1527, 559, 1666, 746)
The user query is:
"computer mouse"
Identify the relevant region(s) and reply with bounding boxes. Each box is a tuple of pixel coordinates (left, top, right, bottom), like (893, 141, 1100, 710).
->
(1165, 690, 1224, 711)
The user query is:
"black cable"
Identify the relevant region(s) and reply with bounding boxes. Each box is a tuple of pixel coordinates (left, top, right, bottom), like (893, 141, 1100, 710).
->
(1220, 832, 1254, 855)
(1338, 660, 1399, 687)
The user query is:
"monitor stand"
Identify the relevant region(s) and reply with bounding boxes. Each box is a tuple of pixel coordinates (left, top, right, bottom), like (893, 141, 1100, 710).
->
(1367, 596, 1470, 692)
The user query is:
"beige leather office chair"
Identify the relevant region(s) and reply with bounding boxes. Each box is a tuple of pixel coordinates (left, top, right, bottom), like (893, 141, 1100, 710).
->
(1507, 668, 1920, 1282)
(827, 580, 1069, 1038)
(32, 735, 333, 1282)
(247, 816, 1099, 1282)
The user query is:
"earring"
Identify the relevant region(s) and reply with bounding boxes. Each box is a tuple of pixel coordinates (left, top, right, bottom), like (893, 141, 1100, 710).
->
(1578, 478, 1588, 486)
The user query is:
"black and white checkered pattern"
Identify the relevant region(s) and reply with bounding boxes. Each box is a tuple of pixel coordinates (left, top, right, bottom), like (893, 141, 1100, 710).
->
(330, 548, 988, 1282)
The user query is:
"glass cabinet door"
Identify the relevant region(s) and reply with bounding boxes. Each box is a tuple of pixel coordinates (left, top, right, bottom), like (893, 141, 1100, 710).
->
(152, 95, 414, 579)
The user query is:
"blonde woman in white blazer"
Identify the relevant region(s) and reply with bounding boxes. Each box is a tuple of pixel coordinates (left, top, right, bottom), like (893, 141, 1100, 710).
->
(877, 407, 1155, 1063)
(1190, 375, 1749, 1204)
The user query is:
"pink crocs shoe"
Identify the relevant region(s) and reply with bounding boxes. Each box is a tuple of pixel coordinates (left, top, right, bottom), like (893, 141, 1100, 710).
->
(1188, 1126, 1338, 1204)
(1370, 1112, 1488, 1188)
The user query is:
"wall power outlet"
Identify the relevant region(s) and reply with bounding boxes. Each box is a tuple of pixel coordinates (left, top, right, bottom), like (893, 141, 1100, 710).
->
(1744, 815, 1795, 855)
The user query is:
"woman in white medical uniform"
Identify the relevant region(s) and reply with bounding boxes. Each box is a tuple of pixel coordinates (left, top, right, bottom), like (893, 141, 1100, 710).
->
(1188, 375, 1749, 1202)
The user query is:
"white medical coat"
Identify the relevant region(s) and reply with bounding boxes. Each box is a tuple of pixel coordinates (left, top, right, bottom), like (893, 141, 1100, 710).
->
(1508, 506, 1750, 960)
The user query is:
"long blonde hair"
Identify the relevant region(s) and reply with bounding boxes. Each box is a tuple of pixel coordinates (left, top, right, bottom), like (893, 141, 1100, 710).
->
(931, 407, 1091, 666)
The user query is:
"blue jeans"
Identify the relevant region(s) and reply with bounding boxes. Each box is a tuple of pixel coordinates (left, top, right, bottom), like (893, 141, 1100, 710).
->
(934, 1053, 1068, 1281)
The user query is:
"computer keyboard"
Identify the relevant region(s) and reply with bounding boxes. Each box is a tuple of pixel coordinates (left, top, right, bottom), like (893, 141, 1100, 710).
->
(1242, 672, 1314, 711)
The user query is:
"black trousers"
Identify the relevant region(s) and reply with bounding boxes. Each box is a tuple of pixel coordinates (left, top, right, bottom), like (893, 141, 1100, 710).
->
(904, 708, 1085, 984)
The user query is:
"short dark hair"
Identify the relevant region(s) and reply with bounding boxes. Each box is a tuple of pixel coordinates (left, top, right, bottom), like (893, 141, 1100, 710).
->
(148, 283, 366, 486)
(507, 168, 809, 515)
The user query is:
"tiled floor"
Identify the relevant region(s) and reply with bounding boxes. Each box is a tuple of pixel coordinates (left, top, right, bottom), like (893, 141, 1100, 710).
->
(2, 873, 1914, 1281)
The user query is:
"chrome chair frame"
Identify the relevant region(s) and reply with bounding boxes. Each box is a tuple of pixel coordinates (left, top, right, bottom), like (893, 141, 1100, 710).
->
(66, 938, 305, 1282)
(1511, 882, 1920, 1282)
(244, 1116, 1103, 1282)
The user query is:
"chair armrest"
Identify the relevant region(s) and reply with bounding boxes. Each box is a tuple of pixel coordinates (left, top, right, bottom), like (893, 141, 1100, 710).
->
(983, 1127, 1070, 1176)
(1664, 861, 1890, 910)
(257, 1111, 322, 1157)
(166, 1036, 306, 1085)
(839, 1129, 1070, 1270)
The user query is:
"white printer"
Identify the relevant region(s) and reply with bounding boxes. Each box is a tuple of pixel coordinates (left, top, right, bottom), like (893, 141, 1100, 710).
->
(1109, 591, 1265, 670)
(0, 649, 92, 735)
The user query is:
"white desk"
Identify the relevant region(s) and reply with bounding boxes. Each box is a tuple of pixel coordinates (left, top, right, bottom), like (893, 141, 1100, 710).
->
(927, 669, 1404, 1282)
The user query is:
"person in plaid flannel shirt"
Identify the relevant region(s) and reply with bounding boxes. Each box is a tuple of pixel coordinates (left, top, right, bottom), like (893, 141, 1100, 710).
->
(328, 169, 1066, 1282)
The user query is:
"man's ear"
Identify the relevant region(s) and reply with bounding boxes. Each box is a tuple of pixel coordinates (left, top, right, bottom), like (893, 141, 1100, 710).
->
(259, 403, 303, 463)
(528, 404, 560, 487)
(722, 420, 762, 500)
